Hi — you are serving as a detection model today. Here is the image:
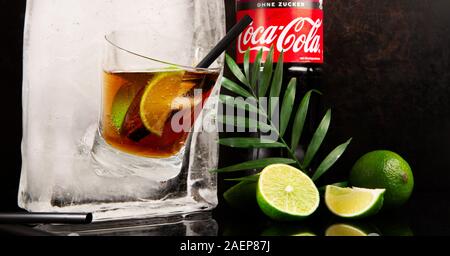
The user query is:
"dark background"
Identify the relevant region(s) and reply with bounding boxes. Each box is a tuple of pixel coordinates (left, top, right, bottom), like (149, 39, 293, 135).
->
(1, 0, 450, 235)
(220, 0, 450, 196)
(218, 0, 450, 236)
(0, 0, 26, 212)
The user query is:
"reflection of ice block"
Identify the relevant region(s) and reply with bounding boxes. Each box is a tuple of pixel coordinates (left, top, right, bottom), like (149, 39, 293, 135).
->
(19, 0, 224, 221)
(36, 212, 218, 236)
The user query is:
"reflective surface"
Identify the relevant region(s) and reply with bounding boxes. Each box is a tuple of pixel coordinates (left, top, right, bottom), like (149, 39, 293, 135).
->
(0, 191, 446, 236)
(218, 191, 449, 236)
(34, 212, 218, 236)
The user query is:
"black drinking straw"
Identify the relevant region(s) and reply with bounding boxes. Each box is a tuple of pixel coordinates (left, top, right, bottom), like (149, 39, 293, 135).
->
(0, 213, 92, 224)
(196, 15, 253, 68)
(0, 16, 252, 226)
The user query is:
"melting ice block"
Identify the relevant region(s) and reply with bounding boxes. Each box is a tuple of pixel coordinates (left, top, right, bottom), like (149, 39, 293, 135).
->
(19, 0, 225, 221)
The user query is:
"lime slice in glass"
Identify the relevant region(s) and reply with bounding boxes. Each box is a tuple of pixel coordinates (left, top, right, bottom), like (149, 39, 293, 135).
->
(256, 164, 320, 221)
(111, 81, 141, 132)
(325, 185, 385, 218)
(139, 71, 189, 136)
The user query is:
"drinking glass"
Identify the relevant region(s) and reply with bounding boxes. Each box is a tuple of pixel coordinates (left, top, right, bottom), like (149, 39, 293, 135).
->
(92, 31, 220, 183)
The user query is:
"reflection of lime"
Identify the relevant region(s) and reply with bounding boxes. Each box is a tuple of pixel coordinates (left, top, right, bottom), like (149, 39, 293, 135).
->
(325, 185, 385, 218)
(350, 150, 414, 208)
(139, 71, 195, 136)
(261, 225, 316, 236)
(293, 232, 316, 236)
(224, 181, 258, 210)
(256, 164, 320, 221)
(325, 223, 378, 236)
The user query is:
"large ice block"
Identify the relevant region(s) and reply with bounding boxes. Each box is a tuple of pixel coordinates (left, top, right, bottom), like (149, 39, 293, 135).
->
(19, 0, 225, 221)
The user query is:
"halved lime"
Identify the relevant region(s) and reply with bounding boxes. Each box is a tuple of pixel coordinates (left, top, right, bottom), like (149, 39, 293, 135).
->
(139, 71, 196, 136)
(325, 223, 378, 236)
(256, 164, 320, 221)
(325, 185, 385, 218)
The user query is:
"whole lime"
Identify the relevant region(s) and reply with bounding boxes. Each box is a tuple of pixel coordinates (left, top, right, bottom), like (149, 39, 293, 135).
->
(349, 150, 414, 208)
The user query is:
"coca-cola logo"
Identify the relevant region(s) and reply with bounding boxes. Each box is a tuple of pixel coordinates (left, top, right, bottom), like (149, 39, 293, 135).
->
(238, 18, 322, 55)
(236, 7, 323, 63)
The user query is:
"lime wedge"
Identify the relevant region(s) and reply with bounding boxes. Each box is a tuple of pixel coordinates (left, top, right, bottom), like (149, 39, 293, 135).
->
(325, 223, 376, 236)
(325, 185, 385, 218)
(139, 71, 196, 136)
(256, 164, 320, 221)
(111, 81, 140, 132)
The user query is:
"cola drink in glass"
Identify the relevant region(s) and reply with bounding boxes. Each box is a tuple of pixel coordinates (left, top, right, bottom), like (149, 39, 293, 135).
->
(101, 69, 219, 158)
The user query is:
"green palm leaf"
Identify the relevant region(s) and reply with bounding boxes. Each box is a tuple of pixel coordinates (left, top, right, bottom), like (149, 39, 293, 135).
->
(303, 109, 332, 169)
(291, 90, 313, 151)
(312, 138, 352, 181)
(219, 138, 286, 148)
(243, 48, 250, 81)
(219, 115, 273, 132)
(222, 77, 252, 98)
(225, 54, 250, 87)
(219, 95, 263, 116)
(211, 158, 296, 173)
(279, 78, 297, 137)
(250, 49, 263, 90)
(259, 46, 274, 97)
(225, 174, 260, 182)
(269, 52, 284, 116)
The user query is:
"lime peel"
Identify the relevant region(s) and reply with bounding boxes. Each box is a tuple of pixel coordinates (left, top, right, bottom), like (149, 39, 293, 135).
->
(256, 164, 320, 221)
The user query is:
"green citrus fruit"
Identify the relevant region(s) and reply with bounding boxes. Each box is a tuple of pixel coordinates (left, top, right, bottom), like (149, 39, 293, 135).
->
(111, 81, 140, 132)
(256, 164, 320, 221)
(349, 150, 414, 208)
(325, 185, 385, 218)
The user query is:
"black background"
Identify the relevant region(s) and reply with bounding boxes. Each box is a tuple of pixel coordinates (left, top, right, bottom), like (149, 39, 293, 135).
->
(1, 0, 450, 235)
(1, 0, 26, 211)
